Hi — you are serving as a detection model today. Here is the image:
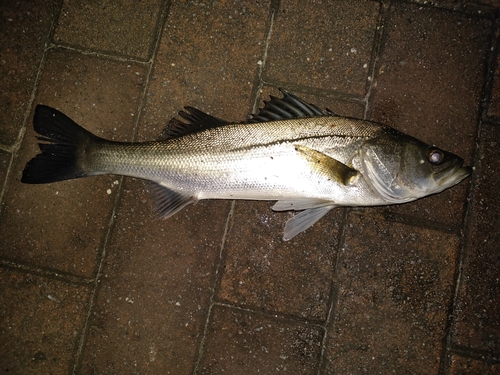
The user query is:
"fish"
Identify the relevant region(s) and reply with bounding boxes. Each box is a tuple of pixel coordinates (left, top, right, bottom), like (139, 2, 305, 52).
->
(22, 89, 472, 240)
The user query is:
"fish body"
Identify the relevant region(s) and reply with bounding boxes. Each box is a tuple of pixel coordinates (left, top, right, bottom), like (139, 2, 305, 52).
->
(22, 90, 471, 240)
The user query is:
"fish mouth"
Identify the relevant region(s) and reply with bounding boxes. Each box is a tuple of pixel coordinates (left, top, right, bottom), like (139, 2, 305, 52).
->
(435, 160, 472, 187)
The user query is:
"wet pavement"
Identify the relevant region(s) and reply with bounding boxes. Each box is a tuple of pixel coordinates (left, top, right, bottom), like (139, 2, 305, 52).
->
(1, 1, 499, 374)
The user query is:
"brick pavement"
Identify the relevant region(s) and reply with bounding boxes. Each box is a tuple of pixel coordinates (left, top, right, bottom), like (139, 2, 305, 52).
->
(1, 1, 499, 374)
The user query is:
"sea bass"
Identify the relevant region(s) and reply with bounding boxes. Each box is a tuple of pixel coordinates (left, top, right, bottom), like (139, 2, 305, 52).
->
(22, 90, 471, 240)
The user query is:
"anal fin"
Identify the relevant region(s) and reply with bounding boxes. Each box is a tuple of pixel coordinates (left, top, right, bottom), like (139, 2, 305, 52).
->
(283, 206, 335, 241)
(146, 182, 197, 218)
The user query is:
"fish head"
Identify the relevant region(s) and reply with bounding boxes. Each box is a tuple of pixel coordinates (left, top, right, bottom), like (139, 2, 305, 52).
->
(360, 132, 472, 204)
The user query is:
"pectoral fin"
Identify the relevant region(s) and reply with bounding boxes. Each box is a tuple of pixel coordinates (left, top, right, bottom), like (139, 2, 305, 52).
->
(294, 144, 359, 185)
(283, 206, 335, 241)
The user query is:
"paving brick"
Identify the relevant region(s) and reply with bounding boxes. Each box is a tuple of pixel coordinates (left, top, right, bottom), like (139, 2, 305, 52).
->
(218, 201, 342, 321)
(0, 49, 147, 278)
(370, 3, 491, 227)
(1, 1, 499, 374)
(264, 0, 380, 97)
(79, 178, 230, 374)
(0, 1, 57, 146)
(140, 0, 271, 140)
(199, 305, 323, 374)
(324, 211, 459, 374)
(53, 0, 163, 60)
(476, 0, 500, 8)
(447, 353, 500, 374)
(488, 50, 500, 119)
(451, 123, 500, 354)
(0, 268, 89, 375)
(0, 150, 10, 193)
(410, 0, 461, 7)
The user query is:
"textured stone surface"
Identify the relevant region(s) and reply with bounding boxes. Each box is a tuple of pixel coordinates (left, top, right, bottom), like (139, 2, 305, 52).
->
(0, 268, 89, 375)
(199, 305, 323, 374)
(370, 2, 491, 227)
(139, 0, 271, 139)
(0, 150, 10, 192)
(264, 0, 380, 97)
(218, 200, 342, 321)
(488, 51, 500, 119)
(0, 1, 57, 146)
(451, 124, 500, 353)
(54, 0, 163, 60)
(324, 211, 460, 374)
(79, 178, 230, 374)
(0, 49, 146, 278)
(1, 1, 498, 373)
(447, 353, 500, 374)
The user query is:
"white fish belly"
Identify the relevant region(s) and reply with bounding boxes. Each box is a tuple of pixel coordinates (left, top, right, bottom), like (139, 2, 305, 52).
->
(153, 143, 379, 206)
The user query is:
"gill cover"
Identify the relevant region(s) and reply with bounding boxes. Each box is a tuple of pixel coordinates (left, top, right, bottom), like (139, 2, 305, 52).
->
(360, 134, 416, 204)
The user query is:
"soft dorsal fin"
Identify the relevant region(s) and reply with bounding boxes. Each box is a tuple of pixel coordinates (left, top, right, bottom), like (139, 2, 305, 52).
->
(248, 88, 336, 123)
(160, 106, 230, 140)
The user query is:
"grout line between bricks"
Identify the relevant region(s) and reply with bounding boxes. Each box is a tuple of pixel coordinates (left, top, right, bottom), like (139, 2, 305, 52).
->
(212, 297, 332, 328)
(70, 175, 126, 374)
(449, 344, 500, 364)
(192, 200, 236, 374)
(45, 43, 152, 66)
(316, 207, 350, 375)
(0, 4, 59, 216)
(439, 14, 500, 373)
(0, 258, 94, 286)
(0, 0, 60, 272)
(363, 0, 391, 120)
(251, 0, 277, 113)
(211, 300, 328, 330)
(69, 2, 174, 373)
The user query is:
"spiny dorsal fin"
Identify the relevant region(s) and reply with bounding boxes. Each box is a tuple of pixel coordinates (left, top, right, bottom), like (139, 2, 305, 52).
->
(159, 89, 337, 139)
(248, 88, 336, 123)
(160, 106, 230, 140)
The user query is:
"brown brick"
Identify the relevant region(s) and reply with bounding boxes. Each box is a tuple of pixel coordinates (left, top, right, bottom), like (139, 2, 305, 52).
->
(447, 353, 500, 375)
(139, 0, 271, 140)
(0, 268, 89, 375)
(218, 201, 342, 321)
(0, 49, 147, 278)
(0, 1, 57, 146)
(370, 3, 491, 227)
(324, 211, 459, 374)
(452, 123, 500, 353)
(54, 0, 163, 60)
(264, 0, 380, 97)
(199, 305, 323, 374)
(488, 51, 500, 119)
(79, 178, 230, 374)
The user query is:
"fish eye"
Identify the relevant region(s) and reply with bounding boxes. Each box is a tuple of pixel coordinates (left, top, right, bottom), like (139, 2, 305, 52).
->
(427, 149, 444, 165)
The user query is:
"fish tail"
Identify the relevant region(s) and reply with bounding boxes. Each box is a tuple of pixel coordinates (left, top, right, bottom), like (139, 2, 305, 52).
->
(22, 105, 103, 184)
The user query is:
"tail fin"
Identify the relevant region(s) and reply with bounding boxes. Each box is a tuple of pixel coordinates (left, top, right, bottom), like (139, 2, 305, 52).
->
(22, 105, 101, 184)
